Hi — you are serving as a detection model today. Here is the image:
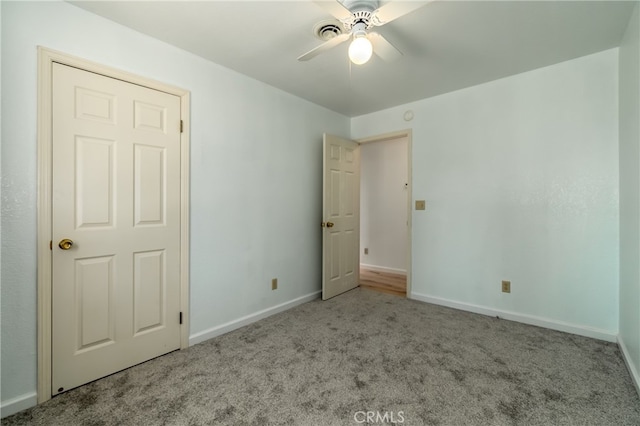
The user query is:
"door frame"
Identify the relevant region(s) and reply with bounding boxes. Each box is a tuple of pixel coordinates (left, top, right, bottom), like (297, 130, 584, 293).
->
(356, 129, 413, 296)
(36, 47, 191, 403)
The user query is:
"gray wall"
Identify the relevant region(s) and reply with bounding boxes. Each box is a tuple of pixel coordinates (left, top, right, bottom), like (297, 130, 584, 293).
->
(352, 50, 620, 339)
(619, 2, 640, 390)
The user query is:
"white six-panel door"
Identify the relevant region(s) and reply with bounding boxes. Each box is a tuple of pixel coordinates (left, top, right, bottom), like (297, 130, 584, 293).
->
(52, 63, 181, 394)
(322, 134, 360, 300)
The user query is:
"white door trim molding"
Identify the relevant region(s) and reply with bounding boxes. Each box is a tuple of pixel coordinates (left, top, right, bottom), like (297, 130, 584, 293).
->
(36, 47, 191, 404)
(357, 129, 413, 296)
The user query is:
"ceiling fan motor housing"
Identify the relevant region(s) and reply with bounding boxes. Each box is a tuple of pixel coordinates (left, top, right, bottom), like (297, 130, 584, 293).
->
(342, 0, 378, 30)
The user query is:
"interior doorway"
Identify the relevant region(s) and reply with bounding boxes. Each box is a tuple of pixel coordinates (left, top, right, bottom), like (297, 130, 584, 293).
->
(357, 131, 412, 297)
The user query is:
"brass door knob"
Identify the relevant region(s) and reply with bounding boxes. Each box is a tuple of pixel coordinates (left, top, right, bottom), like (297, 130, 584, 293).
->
(326, 222, 335, 228)
(58, 239, 74, 250)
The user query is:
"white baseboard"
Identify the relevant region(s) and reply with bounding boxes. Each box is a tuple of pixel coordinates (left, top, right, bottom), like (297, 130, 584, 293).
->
(189, 291, 321, 346)
(1, 392, 37, 419)
(360, 263, 407, 276)
(410, 292, 617, 343)
(618, 335, 640, 397)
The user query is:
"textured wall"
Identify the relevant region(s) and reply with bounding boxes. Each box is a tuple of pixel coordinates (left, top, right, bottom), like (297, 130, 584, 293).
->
(619, 2, 640, 388)
(352, 50, 620, 335)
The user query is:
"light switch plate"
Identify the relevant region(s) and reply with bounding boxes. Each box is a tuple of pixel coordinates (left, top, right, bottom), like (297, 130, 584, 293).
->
(415, 200, 426, 210)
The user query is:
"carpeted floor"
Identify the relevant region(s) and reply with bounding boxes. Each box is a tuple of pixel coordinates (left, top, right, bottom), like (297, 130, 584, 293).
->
(4, 287, 640, 425)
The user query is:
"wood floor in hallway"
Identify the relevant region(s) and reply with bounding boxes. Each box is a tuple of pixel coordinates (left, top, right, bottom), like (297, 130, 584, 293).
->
(359, 267, 406, 297)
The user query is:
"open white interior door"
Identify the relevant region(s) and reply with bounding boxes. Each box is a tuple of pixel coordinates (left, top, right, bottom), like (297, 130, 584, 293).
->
(322, 134, 360, 300)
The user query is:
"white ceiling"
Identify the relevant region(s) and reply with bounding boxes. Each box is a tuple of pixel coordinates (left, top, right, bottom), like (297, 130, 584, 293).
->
(69, 0, 635, 117)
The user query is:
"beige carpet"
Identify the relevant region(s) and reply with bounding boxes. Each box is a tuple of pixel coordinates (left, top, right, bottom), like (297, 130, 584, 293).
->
(4, 287, 640, 425)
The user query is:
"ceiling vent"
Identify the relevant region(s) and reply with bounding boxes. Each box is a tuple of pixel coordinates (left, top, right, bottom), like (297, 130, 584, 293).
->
(313, 20, 344, 41)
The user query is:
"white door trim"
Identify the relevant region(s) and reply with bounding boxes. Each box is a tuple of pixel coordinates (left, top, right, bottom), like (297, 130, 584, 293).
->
(357, 130, 413, 296)
(36, 47, 191, 403)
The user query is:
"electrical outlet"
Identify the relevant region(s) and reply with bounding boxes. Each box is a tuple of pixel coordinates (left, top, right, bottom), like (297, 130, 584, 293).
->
(364, 248, 369, 255)
(415, 200, 426, 210)
(502, 280, 511, 293)
(272, 278, 278, 290)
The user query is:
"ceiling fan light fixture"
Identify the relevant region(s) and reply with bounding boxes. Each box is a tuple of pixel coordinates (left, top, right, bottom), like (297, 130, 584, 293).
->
(348, 35, 373, 65)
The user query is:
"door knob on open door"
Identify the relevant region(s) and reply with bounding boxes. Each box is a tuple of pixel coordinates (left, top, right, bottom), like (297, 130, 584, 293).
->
(58, 239, 74, 250)
(326, 222, 335, 228)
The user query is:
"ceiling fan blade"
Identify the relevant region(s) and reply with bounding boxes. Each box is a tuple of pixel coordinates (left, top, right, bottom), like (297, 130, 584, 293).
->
(313, 0, 352, 21)
(372, 1, 431, 26)
(297, 33, 351, 61)
(369, 32, 403, 62)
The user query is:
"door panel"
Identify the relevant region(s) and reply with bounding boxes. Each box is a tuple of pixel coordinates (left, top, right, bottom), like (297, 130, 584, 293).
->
(322, 134, 360, 300)
(134, 144, 166, 226)
(133, 250, 165, 335)
(52, 63, 181, 394)
(75, 256, 115, 350)
(75, 136, 115, 228)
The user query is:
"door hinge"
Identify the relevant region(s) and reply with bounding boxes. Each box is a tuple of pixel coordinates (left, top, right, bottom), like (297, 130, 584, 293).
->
(180, 120, 183, 133)
(179, 312, 183, 325)
(50, 240, 52, 251)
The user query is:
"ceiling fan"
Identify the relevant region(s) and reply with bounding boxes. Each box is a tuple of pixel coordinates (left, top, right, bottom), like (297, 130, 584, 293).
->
(298, 0, 430, 65)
